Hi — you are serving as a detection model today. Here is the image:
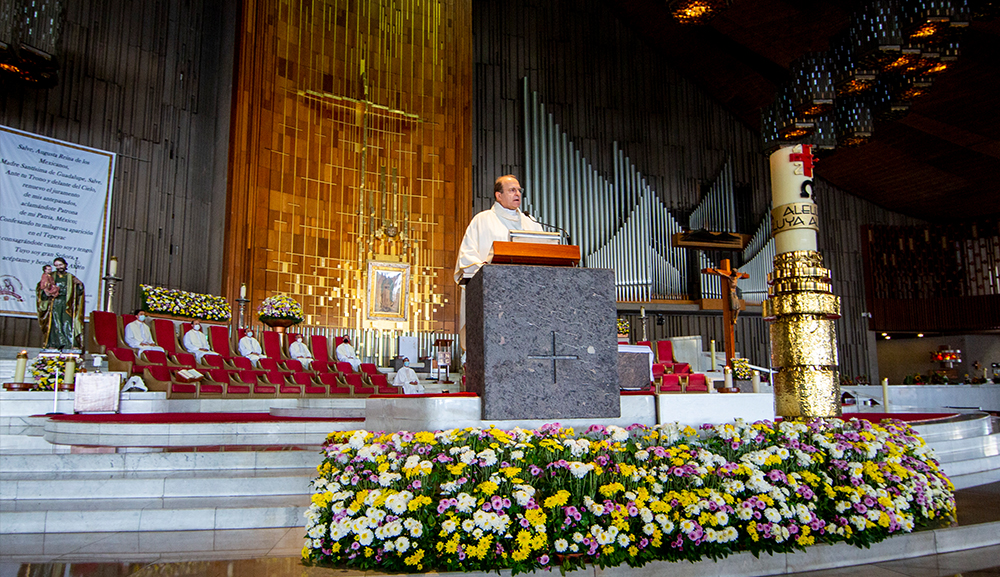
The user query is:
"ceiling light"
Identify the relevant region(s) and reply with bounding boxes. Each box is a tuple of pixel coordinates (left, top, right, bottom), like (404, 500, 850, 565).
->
(668, 0, 728, 25)
(917, 333, 924, 337)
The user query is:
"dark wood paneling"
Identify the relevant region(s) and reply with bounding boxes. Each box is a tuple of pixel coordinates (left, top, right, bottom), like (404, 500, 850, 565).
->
(0, 0, 235, 347)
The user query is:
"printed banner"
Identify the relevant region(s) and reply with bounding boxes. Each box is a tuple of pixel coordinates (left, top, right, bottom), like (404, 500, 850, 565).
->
(0, 125, 115, 317)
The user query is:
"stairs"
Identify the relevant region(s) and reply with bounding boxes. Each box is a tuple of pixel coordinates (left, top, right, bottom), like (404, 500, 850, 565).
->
(914, 413, 1000, 490)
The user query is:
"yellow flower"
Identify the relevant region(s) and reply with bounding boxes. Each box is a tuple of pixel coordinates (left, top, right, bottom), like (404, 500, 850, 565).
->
(501, 466, 522, 479)
(544, 490, 571, 509)
(477, 480, 499, 495)
(408, 495, 432, 511)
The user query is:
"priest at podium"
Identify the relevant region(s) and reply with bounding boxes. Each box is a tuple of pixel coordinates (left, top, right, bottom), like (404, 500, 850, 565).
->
(454, 175, 544, 349)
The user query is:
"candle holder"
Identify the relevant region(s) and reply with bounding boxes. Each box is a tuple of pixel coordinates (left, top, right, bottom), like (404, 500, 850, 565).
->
(236, 297, 250, 329)
(103, 274, 122, 313)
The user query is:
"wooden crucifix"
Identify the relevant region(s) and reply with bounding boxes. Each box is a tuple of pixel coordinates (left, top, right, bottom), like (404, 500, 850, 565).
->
(701, 258, 749, 369)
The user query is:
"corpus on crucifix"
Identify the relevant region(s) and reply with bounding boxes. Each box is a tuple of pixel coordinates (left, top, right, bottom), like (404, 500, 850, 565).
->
(702, 258, 748, 369)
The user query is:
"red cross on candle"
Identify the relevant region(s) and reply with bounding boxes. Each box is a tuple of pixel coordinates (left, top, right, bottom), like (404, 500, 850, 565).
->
(788, 144, 815, 177)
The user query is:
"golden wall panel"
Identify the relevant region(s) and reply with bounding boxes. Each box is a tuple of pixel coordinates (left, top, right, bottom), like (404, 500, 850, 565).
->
(225, 0, 471, 335)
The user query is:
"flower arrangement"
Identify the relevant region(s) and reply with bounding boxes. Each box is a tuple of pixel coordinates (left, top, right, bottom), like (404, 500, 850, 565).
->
(730, 357, 753, 380)
(30, 355, 81, 390)
(304, 418, 954, 575)
(140, 284, 232, 321)
(616, 318, 630, 335)
(258, 294, 304, 323)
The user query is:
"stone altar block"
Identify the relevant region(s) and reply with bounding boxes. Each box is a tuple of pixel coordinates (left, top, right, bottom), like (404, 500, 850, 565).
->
(465, 265, 619, 420)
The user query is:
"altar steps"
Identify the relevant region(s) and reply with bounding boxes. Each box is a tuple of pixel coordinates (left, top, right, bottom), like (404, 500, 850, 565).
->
(915, 414, 1000, 489)
(0, 450, 316, 534)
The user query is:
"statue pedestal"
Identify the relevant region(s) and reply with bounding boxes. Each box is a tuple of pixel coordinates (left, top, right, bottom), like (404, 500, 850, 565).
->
(465, 265, 619, 420)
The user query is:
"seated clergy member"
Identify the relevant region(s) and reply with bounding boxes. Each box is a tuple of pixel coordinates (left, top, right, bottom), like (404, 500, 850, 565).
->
(288, 335, 313, 369)
(238, 329, 265, 366)
(336, 336, 362, 372)
(392, 357, 424, 395)
(183, 321, 219, 363)
(124, 310, 165, 354)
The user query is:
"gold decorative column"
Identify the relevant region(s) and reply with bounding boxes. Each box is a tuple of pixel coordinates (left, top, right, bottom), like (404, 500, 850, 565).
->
(762, 144, 842, 418)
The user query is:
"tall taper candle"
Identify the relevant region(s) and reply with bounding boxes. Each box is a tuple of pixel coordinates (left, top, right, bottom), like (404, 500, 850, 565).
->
(881, 377, 890, 412)
(752, 370, 760, 394)
(108, 256, 118, 276)
(240, 283, 247, 298)
(710, 340, 716, 370)
(64, 357, 76, 387)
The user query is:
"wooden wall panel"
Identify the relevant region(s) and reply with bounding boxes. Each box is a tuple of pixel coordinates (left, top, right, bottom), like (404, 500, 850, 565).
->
(0, 0, 236, 347)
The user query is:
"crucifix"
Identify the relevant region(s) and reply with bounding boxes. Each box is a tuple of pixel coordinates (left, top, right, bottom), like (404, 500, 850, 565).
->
(701, 258, 748, 369)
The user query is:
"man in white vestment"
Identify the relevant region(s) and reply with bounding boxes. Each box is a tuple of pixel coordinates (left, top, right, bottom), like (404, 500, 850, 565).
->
(183, 322, 218, 363)
(288, 335, 313, 369)
(336, 336, 362, 372)
(453, 175, 544, 348)
(239, 329, 265, 366)
(124, 311, 165, 354)
(392, 357, 424, 395)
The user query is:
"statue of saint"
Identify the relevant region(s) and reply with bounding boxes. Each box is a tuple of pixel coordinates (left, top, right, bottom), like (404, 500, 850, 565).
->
(37, 257, 86, 350)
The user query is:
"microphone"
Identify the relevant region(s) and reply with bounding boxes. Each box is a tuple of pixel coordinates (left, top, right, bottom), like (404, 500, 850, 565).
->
(522, 211, 572, 246)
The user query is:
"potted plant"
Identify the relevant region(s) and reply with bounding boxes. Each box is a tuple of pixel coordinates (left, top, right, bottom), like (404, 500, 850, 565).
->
(257, 294, 304, 333)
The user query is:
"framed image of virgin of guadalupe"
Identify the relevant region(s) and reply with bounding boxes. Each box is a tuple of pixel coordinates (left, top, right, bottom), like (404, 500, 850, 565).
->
(367, 261, 409, 321)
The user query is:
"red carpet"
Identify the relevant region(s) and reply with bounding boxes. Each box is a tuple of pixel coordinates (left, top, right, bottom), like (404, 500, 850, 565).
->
(369, 392, 479, 399)
(44, 412, 364, 424)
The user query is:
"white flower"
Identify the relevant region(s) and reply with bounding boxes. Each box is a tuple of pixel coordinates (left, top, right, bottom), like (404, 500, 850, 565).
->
(456, 493, 477, 513)
(715, 511, 729, 525)
(511, 450, 524, 460)
(573, 532, 585, 543)
(765, 508, 781, 523)
(569, 461, 594, 479)
(385, 491, 413, 515)
(570, 544, 579, 552)
(609, 426, 629, 442)
(643, 522, 656, 535)
(348, 430, 369, 449)
(617, 533, 630, 547)
(477, 448, 498, 466)
(358, 529, 374, 545)
(459, 449, 477, 464)
(441, 519, 458, 534)
(307, 523, 325, 538)
(640, 508, 653, 523)
(555, 539, 569, 552)
(461, 519, 476, 532)
(394, 536, 410, 553)
(636, 449, 649, 461)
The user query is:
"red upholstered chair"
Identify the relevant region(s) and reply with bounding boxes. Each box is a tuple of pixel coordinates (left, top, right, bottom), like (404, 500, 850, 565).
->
(142, 365, 198, 398)
(370, 373, 396, 395)
(230, 370, 269, 397)
(282, 359, 305, 373)
(360, 363, 379, 376)
(289, 372, 326, 396)
(334, 336, 344, 347)
(311, 335, 331, 364)
(89, 311, 122, 353)
(685, 373, 709, 392)
(344, 373, 373, 395)
(658, 373, 682, 393)
(310, 361, 332, 373)
(153, 319, 180, 356)
(208, 325, 235, 358)
(318, 373, 351, 396)
(655, 340, 690, 375)
(122, 313, 137, 327)
(140, 349, 170, 365)
(229, 356, 255, 372)
(198, 368, 230, 396)
(172, 353, 198, 369)
(258, 357, 288, 373)
(336, 362, 356, 375)
(110, 347, 157, 376)
(262, 331, 290, 361)
(199, 355, 225, 370)
(260, 370, 301, 396)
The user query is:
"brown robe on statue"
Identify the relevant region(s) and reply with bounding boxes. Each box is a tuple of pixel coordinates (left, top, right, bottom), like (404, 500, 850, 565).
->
(37, 271, 85, 349)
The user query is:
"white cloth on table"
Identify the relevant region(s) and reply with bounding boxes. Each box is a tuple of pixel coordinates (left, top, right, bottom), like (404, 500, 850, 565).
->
(239, 335, 264, 366)
(289, 340, 313, 369)
(393, 365, 424, 394)
(183, 328, 219, 363)
(124, 319, 165, 354)
(336, 342, 362, 372)
(453, 203, 544, 348)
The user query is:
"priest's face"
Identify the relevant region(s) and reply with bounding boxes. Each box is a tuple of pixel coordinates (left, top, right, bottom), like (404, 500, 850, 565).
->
(495, 177, 522, 210)
(54, 260, 66, 273)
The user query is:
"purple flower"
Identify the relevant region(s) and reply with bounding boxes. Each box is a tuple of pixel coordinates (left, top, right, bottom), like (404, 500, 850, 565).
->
(539, 555, 550, 565)
(529, 465, 543, 476)
(351, 542, 361, 550)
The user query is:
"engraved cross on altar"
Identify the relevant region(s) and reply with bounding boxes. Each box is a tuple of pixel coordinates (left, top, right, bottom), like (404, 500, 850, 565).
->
(701, 258, 749, 369)
(528, 331, 579, 384)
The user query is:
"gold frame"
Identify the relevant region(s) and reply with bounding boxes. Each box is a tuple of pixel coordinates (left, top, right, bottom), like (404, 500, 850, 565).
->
(366, 261, 410, 321)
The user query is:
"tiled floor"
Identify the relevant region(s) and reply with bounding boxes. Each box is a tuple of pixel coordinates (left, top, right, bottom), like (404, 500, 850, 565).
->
(785, 544, 1000, 577)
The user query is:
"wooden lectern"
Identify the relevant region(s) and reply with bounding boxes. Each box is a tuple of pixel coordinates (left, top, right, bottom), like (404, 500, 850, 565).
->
(487, 241, 581, 267)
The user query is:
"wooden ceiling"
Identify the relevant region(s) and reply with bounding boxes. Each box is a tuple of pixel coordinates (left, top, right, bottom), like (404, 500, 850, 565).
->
(613, 0, 1000, 222)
